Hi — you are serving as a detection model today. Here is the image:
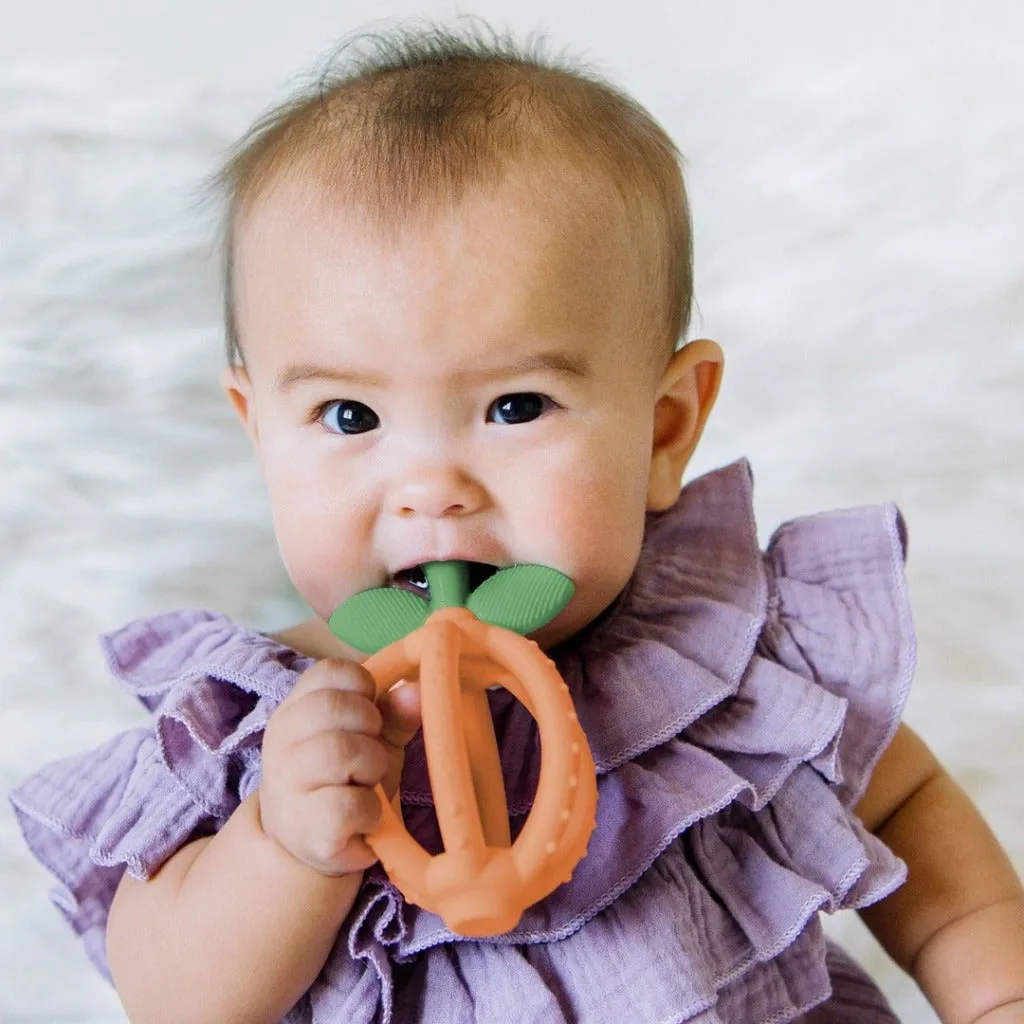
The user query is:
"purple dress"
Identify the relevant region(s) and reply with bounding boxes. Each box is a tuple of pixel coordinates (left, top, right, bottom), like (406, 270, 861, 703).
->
(9, 460, 915, 1022)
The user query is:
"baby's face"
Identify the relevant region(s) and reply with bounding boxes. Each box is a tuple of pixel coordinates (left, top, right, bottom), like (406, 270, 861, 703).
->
(226, 173, 670, 650)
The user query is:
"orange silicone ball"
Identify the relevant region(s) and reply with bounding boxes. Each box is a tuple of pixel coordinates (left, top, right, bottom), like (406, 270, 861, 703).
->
(361, 606, 598, 937)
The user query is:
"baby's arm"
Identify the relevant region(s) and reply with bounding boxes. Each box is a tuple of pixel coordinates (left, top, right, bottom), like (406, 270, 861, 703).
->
(855, 723, 1024, 1023)
(106, 659, 421, 1024)
(107, 791, 364, 1024)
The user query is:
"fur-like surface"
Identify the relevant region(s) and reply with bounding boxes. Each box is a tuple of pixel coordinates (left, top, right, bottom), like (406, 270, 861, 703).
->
(1, 59, 1020, 1022)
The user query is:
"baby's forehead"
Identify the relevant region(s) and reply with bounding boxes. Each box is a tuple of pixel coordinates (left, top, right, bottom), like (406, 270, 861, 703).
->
(229, 152, 676, 377)
(237, 165, 646, 311)
(237, 155, 649, 266)
(232, 168, 663, 381)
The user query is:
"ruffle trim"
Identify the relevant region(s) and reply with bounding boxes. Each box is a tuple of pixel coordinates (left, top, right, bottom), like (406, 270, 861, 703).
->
(7, 610, 315, 977)
(7, 460, 915, 1021)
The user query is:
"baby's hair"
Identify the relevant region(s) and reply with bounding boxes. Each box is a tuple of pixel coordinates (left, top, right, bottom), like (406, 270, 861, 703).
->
(207, 17, 693, 371)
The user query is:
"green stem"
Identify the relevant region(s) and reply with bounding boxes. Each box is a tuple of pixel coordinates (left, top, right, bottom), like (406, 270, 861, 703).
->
(423, 561, 470, 610)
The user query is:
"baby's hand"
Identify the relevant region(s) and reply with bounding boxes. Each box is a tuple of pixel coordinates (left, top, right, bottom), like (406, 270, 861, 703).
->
(259, 658, 422, 876)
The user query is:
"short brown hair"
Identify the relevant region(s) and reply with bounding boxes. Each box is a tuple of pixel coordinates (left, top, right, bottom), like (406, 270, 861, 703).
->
(207, 18, 694, 369)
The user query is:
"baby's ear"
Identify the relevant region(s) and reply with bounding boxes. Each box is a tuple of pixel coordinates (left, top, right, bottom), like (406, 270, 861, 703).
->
(220, 364, 260, 446)
(646, 339, 724, 511)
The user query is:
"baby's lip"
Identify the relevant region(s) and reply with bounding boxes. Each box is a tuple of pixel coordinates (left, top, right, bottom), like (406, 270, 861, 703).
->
(391, 555, 503, 577)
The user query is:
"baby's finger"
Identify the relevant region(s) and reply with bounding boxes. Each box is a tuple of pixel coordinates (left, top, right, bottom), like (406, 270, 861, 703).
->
(299, 786, 384, 874)
(377, 680, 423, 751)
(292, 730, 389, 790)
(280, 657, 378, 709)
(276, 685, 384, 745)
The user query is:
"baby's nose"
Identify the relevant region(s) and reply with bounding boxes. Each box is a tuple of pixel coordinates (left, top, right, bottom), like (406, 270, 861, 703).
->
(393, 462, 486, 519)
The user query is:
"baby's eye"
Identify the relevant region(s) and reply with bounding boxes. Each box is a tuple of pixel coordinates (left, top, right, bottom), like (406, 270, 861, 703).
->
(319, 400, 380, 435)
(487, 392, 555, 425)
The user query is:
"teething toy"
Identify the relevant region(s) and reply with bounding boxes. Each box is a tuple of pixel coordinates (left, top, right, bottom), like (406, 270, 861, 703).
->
(328, 562, 597, 937)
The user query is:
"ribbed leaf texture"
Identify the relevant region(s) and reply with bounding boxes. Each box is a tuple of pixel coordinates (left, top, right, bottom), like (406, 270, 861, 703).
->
(327, 587, 430, 654)
(466, 564, 574, 634)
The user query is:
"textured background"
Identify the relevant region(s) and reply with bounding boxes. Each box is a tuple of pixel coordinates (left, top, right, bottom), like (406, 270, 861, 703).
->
(1, 5, 1022, 1022)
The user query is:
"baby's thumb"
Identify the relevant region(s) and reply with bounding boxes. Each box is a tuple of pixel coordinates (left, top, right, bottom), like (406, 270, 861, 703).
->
(378, 680, 422, 750)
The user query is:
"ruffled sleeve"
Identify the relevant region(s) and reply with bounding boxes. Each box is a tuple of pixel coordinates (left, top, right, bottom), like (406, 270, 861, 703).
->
(759, 503, 915, 808)
(7, 608, 312, 981)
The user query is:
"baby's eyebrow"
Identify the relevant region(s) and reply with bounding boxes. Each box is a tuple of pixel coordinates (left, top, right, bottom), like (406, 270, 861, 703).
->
(273, 351, 590, 393)
(464, 351, 591, 383)
(274, 364, 385, 392)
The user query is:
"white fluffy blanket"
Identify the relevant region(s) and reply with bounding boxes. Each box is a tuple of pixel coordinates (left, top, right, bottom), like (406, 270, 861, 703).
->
(1, 58, 1021, 1023)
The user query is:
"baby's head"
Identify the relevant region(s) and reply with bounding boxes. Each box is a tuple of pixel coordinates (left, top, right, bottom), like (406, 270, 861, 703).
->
(215, 22, 724, 650)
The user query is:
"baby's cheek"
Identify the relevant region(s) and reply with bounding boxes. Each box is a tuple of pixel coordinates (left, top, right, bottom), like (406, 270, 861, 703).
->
(520, 440, 644, 553)
(263, 478, 370, 613)
(532, 483, 634, 576)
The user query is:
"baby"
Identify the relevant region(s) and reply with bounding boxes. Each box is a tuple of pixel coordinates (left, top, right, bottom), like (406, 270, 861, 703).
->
(10, 20, 1024, 1024)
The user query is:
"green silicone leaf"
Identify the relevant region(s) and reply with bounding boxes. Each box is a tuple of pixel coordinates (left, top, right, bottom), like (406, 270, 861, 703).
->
(327, 587, 431, 654)
(466, 564, 574, 634)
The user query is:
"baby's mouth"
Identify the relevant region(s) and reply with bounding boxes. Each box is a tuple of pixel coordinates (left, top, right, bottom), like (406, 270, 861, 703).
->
(391, 561, 500, 599)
